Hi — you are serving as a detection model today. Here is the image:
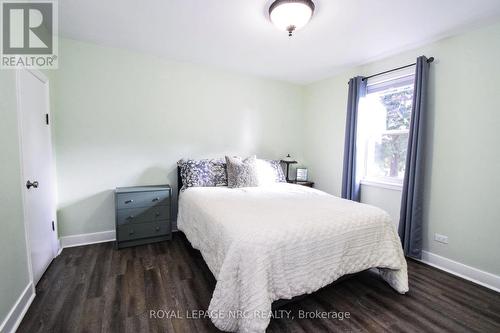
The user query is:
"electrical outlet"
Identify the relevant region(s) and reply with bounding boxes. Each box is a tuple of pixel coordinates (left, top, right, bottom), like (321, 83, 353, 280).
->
(434, 233, 449, 244)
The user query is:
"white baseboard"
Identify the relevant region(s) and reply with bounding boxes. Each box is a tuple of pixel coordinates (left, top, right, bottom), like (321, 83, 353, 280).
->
(60, 230, 115, 248)
(420, 250, 500, 293)
(0, 282, 35, 333)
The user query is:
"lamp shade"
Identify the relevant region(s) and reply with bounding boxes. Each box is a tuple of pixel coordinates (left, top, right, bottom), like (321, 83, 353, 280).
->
(269, 0, 315, 36)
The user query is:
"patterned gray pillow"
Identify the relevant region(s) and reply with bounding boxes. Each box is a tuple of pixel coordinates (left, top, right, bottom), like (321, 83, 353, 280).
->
(177, 159, 227, 190)
(210, 160, 228, 186)
(225, 155, 259, 188)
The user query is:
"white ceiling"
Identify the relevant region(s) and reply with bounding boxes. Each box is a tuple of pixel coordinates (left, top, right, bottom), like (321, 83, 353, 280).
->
(59, 0, 500, 84)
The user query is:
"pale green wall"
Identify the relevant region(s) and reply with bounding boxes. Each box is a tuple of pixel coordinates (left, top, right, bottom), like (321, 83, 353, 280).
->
(360, 185, 402, 228)
(53, 38, 305, 236)
(303, 22, 500, 275)
(0, 71, 31, 323)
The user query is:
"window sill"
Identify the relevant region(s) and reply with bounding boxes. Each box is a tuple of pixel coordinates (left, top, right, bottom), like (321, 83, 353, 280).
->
(360, 179, 403, 191)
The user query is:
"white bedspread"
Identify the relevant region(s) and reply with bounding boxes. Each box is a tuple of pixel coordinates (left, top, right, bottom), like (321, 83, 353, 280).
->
(177, 183, 408, 333)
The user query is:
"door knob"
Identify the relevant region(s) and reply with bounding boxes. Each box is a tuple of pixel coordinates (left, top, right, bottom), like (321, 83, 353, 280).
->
(26, 180, 39, 189)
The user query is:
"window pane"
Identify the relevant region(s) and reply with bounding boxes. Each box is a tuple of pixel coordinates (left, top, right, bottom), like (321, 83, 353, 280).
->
(366, 132, 409, 180)
(380, 85, 413, 131)
(360, 73, 414, 183)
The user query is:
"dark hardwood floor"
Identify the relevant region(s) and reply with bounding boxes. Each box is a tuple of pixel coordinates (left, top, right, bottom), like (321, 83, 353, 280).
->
(18, 233, 500, 333)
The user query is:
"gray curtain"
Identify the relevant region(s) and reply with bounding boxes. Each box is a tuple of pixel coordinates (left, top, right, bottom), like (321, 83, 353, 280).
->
(341, 76, 366, 202)
(399, 56, 430, 259)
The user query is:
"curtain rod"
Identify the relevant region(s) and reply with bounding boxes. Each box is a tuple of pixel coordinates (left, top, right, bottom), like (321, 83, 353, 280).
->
(347, 57, 434, 84)
(363, 57, 434, 81)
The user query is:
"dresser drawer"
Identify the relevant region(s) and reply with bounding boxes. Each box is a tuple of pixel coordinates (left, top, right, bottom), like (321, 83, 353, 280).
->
(116, 190, 170, 209)
(117, 220, 170, 242)
(116, 206, 170, 225)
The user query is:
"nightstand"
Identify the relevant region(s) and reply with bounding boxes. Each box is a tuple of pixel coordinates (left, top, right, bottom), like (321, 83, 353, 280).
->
(289, 180, 315, 188)
(115, 185, 172, 249)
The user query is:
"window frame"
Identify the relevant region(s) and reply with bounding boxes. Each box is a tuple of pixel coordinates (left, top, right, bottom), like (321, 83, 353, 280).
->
(359, 67, 415, 190)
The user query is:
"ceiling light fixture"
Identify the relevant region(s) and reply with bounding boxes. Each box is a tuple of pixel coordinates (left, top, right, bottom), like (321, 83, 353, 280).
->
(269, 0, 315, 37)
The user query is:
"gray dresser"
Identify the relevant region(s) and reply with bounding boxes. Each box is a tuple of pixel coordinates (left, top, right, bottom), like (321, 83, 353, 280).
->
(115, 185, 172, 249)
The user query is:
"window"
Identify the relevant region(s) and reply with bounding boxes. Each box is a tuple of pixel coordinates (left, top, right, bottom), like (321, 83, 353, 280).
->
(358, 71, 415, 186)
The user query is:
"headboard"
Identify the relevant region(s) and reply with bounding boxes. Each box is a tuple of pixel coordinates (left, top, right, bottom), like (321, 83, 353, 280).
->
(177, 166, 183, 194)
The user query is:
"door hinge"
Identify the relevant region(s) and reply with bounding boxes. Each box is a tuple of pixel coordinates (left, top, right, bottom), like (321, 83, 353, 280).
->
(45, 113, 49, 125)
(51, 221, 55, 231)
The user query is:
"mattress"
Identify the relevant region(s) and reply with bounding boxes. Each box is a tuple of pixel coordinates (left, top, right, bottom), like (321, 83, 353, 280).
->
(177, 183, 408, 332)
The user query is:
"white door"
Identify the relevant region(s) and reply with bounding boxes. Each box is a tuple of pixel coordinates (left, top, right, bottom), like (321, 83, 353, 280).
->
(17, 68, 58, 285)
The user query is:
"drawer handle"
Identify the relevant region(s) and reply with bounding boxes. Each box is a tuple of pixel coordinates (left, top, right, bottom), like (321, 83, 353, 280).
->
(127, 215, 134, 220)
(155, 227, 160, 232)
(129, 230, 135, 235)
(152, 197, 160, 202)
(155, 212, 160, 217)
(125, 199, 134, 204)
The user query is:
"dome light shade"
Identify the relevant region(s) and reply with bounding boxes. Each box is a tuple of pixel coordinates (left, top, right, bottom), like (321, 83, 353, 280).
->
(269, 0, 315, 36)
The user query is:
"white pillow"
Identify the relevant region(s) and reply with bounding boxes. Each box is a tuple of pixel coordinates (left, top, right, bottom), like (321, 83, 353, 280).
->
(256, 159, 280, 186)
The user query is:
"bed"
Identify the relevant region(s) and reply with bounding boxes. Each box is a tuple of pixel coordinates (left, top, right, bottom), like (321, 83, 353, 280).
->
(177, 173, 408, 333)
